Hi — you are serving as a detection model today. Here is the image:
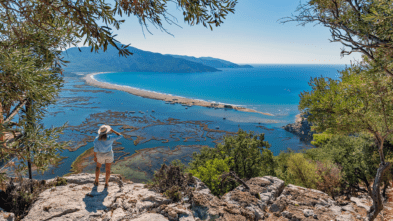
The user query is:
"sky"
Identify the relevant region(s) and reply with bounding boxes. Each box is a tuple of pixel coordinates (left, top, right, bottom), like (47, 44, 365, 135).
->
(84, 0, 362, 65)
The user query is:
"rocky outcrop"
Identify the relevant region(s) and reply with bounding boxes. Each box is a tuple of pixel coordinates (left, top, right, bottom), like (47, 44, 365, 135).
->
(20, 173, 375, 221)
(0, 208, 15, 221)
(282, 113, 315, 142)
(264, 184, 369, 221)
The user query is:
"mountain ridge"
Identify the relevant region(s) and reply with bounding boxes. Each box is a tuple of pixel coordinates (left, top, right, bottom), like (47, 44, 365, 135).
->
(62, 44, 252, 73)
(62, 44, 219, 73)
(168, 54, 253, 68)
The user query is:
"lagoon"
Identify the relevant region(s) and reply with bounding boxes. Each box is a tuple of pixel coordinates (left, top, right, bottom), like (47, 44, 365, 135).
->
(2, 64, 345, 181)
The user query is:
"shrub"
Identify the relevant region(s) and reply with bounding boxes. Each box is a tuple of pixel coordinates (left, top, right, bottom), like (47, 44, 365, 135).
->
(191, 129, 274, 172)
(286, 153, 319, 189)
(305, 134, 382, 195)
(147, 160, 195, 202)
(190, 158, 231, 196)
(273, 149, 294, 185)
(189, 129, 275, 195)
(164, 186, 182, 202)
(315, 160, 343, 199)
(54, 177, 67, 186)
(274, 134, 393, 197)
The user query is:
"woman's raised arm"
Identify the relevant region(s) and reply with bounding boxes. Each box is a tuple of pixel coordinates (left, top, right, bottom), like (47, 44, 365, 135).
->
(111, 129, 121, 136)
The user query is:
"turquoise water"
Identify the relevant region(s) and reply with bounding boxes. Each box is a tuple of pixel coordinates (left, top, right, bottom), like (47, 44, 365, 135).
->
(2, 64, 347, 180)
(95, 64, 345, 124)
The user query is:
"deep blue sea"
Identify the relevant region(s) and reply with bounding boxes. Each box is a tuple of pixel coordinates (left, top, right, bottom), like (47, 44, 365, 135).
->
(95, 64, 344, 126)
(2, 64, 346, 180)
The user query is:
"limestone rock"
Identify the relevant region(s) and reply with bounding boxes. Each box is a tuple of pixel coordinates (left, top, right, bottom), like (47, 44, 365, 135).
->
(264, 184, 367, 221)
(336, 213, 354, 221)
(130, 213, 168, 221)
(350, 196, 371, 211)
(0, 211, 15, 221)
(19, 173, 374, 221)
(281, 210, 293, 219)
(303, 209, 314, 217)
(22, 173, 169, 221)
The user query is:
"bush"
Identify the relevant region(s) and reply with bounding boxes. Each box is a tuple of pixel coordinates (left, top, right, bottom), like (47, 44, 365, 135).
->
(189, 129, 275, 195)
(146, 160, 195, 202)
(305, 134, 382, 195)
(273, 149, 294, 185)
(54, 177, 67, 186)
(191, 129, 274, 172)
(286, 153, 319, 189)
(315, 160, 343, 199)
(190, 158, 231, 196)
(273, 134, 393, 198)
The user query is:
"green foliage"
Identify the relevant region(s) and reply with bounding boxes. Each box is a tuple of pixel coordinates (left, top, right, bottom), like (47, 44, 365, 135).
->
(306, 134, 378, 189)
(190, 129, 275, 179)
(0, 0, 238, 57)
(299, 65, 393, 140)
(54, 177, 67, 187)
(273, 149, 294, 184)
(311, 131, 334, 147)
(274, 150, 344, 198)
(164, 186, 182, 202)
(189, 129, 275, 195)
(275, 133, 393, 199)
(0, 46, 71, 183)
(286, 153, 319, 189)
(190, 158, 231, 196)
(170, 159, 186, 171)
(284, 1, 393, 212)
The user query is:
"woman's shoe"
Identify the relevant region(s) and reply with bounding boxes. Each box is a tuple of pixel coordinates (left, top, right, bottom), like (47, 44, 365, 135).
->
(94, 180, 99, 186)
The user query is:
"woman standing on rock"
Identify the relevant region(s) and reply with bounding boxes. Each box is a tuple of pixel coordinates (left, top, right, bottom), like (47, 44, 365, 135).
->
(93, 125, 123, 188)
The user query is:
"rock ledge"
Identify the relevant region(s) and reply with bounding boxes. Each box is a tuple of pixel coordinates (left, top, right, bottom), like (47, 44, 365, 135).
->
(6, 173, 373, 221)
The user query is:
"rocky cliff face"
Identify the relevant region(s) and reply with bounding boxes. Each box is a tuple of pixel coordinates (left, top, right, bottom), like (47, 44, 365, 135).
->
(282, 114, 315, 143)
(0, 173, 377, 221)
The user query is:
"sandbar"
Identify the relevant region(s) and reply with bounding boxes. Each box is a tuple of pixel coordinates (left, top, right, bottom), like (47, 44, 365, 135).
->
(83, 73, 274, 116)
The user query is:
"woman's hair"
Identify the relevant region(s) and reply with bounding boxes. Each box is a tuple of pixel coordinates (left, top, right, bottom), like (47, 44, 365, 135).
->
(98, 134, 107, 141)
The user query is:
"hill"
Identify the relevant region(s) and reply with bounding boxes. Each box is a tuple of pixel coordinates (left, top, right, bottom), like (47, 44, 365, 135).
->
(61, 45, 219, 73)
(169, 55, 253, 68)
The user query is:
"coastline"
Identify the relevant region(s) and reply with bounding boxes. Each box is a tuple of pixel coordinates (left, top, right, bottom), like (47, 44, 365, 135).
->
(83, 73, 274, 116)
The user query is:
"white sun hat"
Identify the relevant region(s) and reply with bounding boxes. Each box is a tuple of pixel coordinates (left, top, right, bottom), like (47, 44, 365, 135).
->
(98, 125, 112, 135)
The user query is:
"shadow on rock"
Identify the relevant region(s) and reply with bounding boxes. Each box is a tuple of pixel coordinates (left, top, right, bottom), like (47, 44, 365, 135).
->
(83, 186, 109, 212)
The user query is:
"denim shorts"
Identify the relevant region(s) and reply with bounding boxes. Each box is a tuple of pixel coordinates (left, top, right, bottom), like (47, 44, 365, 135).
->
(96, 151, 114, 164)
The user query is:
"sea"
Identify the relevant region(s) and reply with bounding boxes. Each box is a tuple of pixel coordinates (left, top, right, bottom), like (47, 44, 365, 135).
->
(94, 64, 344, 125)
(2, 64, 346, 180)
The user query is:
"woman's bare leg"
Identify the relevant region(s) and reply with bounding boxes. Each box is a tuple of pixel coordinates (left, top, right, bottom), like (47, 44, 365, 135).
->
(95, 162, 102, 183)
(105, 163, 112, 186)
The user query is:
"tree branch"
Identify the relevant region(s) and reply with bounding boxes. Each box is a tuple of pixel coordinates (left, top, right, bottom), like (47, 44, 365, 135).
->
(4, 99, 27, 124)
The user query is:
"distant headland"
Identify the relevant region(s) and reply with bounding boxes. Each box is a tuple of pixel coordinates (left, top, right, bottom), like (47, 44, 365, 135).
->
(167, 54, 254, 69)
(83, 72, 273, 117)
